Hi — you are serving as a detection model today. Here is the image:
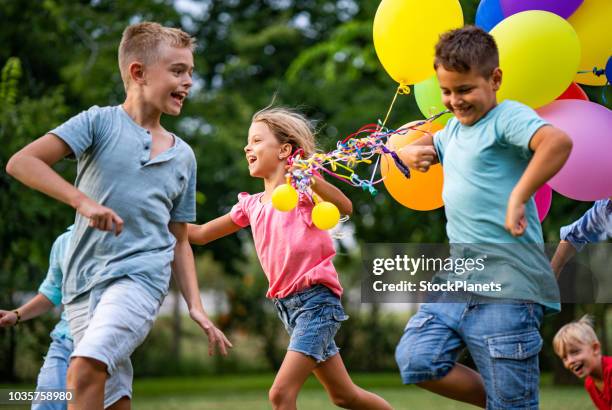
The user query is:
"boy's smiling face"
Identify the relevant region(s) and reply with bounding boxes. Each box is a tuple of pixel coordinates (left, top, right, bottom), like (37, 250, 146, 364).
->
(437, 66, 502, 126)
(560, 340, 601, 379)
(142, 43, 193, 116)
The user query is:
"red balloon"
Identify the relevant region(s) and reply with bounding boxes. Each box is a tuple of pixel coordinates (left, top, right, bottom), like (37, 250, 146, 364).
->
(557, 82, 589, 101)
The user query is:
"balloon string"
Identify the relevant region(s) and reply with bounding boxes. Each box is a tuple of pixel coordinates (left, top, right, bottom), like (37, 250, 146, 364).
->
(380, 83, 409, 130)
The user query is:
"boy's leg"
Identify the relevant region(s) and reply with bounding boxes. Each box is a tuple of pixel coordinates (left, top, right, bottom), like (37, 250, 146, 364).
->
(65, 277, 160, 410)
(66, 357, 106, 410)
(396, 303, 484, 405)
(417, 363, 486, 408)
(462, 301, 544, 410)
(33, 337, 74, 410)
(313, 353, 392, 409)
(269, 351, 317, 410)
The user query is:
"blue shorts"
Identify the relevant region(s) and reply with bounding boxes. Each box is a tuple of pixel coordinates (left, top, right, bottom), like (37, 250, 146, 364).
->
(33, 336, 73, 410)
(273, 285, 348, 363)
(395, 293, 544, 410)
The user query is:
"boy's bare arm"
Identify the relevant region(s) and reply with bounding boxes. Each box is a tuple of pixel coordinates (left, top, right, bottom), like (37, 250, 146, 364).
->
(551, 240, 577, 278)
(6, 134, 123, 234)
(0, 294, 55, 327)
(187, 214, 241, 245)
(169, 221, 232, 356)
(506, 125, 573, 236)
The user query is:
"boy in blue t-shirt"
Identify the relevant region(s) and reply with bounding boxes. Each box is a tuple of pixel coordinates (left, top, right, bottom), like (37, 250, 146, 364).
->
(395, 26, 572, 409)
(6, 22, 231, 409)
(0, 227, 73, 410)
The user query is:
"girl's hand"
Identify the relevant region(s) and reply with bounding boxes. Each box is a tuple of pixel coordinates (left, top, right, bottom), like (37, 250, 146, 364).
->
(0, 310, 17, 327)
(189, 308, 233, 356)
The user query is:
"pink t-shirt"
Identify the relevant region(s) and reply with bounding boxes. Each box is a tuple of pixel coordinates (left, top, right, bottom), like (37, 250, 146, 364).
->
(230, 192, 343, 299)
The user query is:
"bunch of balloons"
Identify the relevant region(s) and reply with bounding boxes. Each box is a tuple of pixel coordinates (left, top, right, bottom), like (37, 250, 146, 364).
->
(270, 117, 445, 229)
(373, 0, 612, 219)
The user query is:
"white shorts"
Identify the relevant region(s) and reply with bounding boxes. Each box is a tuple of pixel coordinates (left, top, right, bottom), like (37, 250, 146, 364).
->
(65, 276, 160, 407)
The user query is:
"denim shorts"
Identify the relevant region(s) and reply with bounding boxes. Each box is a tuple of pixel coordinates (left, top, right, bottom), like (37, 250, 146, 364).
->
(273, 285, 349, 363)
(32, 336, 73, 410)
(64, 276, 160, 407)
(395, 292, 544, 410)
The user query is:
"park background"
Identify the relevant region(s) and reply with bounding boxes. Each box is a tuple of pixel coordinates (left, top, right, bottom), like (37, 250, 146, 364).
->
(1, 0, 610, 408)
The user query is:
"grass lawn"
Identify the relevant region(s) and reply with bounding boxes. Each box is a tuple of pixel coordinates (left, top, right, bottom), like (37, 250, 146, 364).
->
(1, 373, 591, 409)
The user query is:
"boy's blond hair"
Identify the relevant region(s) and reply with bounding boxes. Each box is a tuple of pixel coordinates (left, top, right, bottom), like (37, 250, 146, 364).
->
(118, 22, 195, 90)
(252, 107, 317, 158)
(553, 315, 600, 357)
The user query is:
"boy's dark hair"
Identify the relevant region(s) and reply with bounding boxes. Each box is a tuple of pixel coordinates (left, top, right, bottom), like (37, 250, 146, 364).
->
(434, 25, 499, 78)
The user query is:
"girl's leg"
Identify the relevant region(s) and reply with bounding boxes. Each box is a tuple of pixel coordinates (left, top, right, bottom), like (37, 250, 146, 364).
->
(269, 351, 318, 410)
(416, 363, 486, 408)
(313, 353, 393, 410)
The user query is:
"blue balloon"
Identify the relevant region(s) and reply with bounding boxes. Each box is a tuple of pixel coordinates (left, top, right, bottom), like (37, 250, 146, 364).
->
(606, 56, 612, 84)
(476, 0, 504, 32)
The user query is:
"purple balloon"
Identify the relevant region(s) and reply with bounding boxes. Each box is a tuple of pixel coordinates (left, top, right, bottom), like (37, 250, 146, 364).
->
(501, 0, 584, 19)
(537, 100, 612, 201)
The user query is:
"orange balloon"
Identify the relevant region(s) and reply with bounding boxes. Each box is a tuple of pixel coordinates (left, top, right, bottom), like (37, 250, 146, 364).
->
(381, 122, 444, 211)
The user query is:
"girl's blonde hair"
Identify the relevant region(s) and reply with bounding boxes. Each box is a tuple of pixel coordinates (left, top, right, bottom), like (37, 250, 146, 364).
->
(252, 106, 317, 158)
(553, 315, 600, 357)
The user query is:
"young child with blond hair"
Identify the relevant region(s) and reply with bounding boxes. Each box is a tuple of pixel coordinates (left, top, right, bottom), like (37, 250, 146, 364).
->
(7, 22, 230, 410)
(554, 315, 612, 409)
(188, 106, 392, 410)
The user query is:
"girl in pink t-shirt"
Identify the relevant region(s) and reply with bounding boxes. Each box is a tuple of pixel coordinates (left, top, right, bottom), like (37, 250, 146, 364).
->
(188, 107, 392, 410)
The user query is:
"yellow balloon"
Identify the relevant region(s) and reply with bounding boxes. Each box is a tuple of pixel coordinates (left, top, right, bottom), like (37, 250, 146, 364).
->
(492, 11, 581, 108)
(373, 0, 463, 85)
(381, 122, 444, 211)
(272, 184, 298, 212)
(568, 0, 612, 86)
(311, 202, 340, 230)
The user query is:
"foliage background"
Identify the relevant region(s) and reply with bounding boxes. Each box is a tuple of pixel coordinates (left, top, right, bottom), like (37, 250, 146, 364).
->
(1, 0, 610, 385)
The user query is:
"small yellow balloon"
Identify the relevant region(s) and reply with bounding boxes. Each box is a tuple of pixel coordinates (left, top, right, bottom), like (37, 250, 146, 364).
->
(311, 202, 340, 230)
(272, 184, 298, 212)
(569, 0, 612, 86)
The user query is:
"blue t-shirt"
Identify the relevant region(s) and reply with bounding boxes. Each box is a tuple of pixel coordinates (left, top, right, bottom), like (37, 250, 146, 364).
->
(38, 227, 73, 341)
(50, 105, 197, 304)
(433, 100, 560, 311)
(560, 199, 612, 251)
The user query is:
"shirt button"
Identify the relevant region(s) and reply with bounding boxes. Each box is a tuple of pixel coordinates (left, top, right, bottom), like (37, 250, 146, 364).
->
(145, 145, 150, 150)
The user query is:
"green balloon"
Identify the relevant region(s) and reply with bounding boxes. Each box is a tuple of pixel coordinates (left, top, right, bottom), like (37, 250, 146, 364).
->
(414, 75, 452, 125)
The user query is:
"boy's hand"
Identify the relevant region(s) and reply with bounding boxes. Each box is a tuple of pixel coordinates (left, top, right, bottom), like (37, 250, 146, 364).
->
(189, 308, 233, 356)
(0, 310, 17, 327)
(505, 196, 527, 237)
(76, 196, 124, 235)
(398, 145, 437, 172)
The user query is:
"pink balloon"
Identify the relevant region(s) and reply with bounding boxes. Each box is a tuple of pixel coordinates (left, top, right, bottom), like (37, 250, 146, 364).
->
(537, 100, 612, 201)
(534, 183, 552, 222)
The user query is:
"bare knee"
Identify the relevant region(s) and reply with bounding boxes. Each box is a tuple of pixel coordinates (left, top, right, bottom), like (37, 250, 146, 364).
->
(268, 385, 296, 409)
(67, 357, 107, 390)
(328, 386, 359, 408)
